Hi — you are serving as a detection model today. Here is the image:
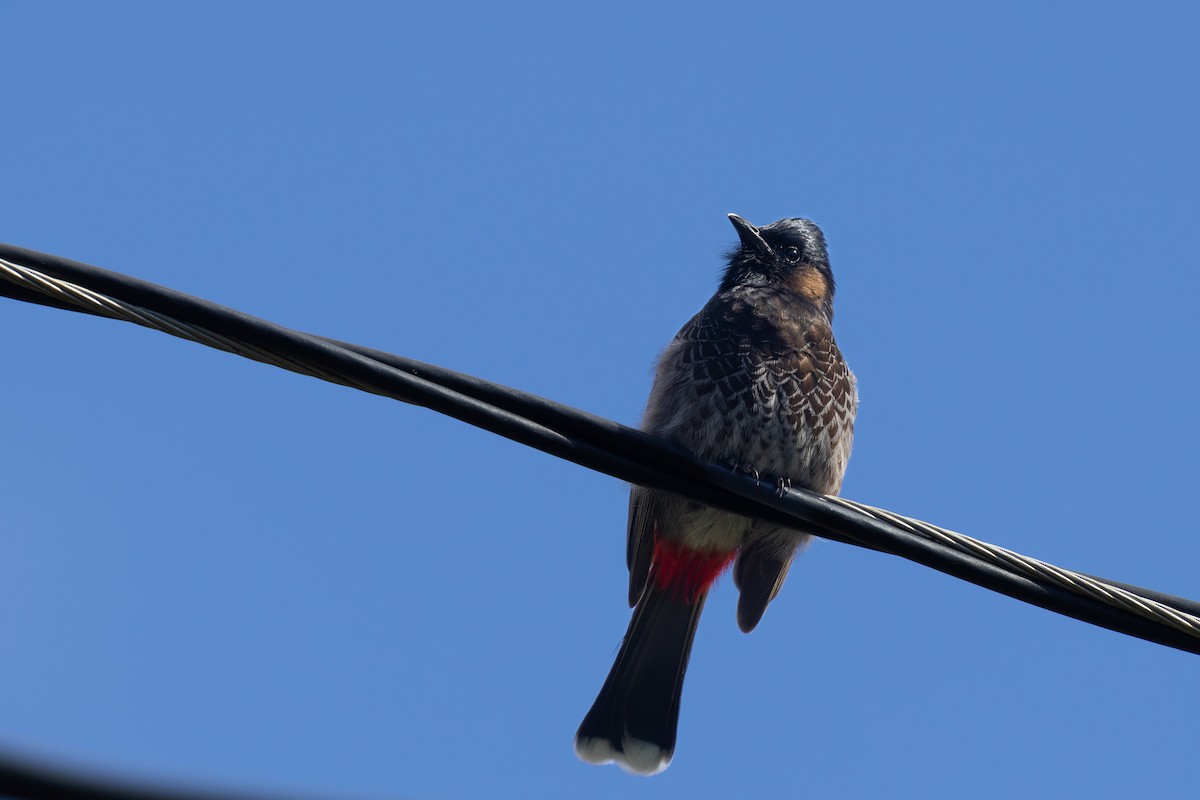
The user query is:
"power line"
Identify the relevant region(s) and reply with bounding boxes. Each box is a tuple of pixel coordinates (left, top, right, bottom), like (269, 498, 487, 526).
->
(1, 241, 1198, 799)
(3, 242, 1198, 635)
(0, 755, 343, 800)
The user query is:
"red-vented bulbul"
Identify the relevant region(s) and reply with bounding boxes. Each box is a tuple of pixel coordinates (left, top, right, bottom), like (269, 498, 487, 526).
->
(575, 213, 858, 775)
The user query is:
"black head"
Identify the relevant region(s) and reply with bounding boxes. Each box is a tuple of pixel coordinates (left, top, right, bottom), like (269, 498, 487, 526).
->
(722, 214, 835, 315)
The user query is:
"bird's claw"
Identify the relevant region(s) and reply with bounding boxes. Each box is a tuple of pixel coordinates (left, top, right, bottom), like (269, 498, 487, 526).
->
(729, 460, 761, 486)
(775, 477, 792, 497)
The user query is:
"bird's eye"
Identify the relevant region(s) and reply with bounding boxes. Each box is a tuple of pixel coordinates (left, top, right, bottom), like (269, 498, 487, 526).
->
(783, 246, 801, 262)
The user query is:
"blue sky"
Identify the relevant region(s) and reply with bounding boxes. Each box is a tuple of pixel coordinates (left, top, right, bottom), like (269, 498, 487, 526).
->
(3, 3, 1199, 798)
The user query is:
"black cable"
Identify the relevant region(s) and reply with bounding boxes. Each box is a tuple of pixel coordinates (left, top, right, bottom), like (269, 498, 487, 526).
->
(0, 757, 332, 800)
(1, 241, 1197, 631)
(1, 240, 1199, 800)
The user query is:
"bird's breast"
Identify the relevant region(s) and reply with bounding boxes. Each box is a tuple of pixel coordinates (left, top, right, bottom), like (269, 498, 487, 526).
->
(644, 311, 856, 496)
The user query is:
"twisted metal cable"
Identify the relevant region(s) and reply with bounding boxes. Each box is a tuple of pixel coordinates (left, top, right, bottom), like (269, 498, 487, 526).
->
(826, 495, 1200, 636)
(4, 252, 1198, 641)
(0, 257, 360, 390)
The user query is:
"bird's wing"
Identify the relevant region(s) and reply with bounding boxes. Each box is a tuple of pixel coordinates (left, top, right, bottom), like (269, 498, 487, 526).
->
(628, 310, 735, 605)
(733, 538, 794, 633)
(626, 485, 656, 607)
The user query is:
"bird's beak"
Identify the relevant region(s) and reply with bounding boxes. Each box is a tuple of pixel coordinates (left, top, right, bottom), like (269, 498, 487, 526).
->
(727, 214, 772, 258)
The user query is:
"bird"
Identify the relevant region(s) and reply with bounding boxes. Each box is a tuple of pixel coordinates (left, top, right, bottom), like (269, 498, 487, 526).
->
(574, 213, 857, 776)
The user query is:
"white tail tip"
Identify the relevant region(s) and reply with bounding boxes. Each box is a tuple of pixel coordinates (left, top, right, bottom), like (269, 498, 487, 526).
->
(575, 733, 671, 776)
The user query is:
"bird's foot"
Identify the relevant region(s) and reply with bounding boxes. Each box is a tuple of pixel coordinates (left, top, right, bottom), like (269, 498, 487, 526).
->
(775, 477, 792, 497)
(728, 460, 761, 486)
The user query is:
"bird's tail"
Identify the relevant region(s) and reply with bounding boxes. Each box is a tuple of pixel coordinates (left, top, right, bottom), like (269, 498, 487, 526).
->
(574, 582, 707, 776)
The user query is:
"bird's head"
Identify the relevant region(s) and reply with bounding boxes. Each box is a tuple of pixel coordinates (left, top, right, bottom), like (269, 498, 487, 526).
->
(722, 214, 835, 316)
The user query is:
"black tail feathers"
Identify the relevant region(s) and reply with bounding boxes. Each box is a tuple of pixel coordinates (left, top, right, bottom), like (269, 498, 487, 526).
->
(574, 583, 706, 775)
